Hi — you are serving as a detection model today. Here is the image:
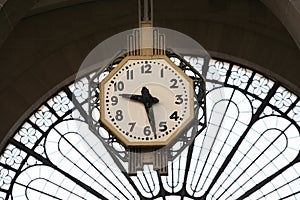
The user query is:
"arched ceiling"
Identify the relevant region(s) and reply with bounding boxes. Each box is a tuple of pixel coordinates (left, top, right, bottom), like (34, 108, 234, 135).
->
(261, 0, 300, 49)
(0, 0, 300, 145)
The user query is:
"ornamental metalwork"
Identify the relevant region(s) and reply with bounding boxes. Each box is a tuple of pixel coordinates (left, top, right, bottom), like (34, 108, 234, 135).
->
(0, 56, 299, 199)
(87, 50, 206, 169)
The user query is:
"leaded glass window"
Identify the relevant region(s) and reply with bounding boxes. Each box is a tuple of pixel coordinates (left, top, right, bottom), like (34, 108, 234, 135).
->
(0, 56, 299, 199)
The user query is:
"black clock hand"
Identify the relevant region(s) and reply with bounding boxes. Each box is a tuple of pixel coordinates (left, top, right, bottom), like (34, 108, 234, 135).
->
(120, 87, 159, 137)
(140, 87, 159, 138)
(119, 94, 143, 102)
(140, 87, 159, 106)
(119, 87, 159, 106)
(145, 105, 157, 138)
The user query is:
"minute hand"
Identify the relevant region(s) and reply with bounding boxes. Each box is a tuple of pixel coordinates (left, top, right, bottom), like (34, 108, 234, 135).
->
(145, 105, 157, 138)
(140, 87, 159, 138)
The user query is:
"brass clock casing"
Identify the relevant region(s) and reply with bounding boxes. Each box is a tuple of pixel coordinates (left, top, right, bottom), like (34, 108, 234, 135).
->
(100, 55, 195, 147)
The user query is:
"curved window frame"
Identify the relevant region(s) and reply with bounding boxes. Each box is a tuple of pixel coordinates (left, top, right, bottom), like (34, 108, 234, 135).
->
(0, 55, 299, 200)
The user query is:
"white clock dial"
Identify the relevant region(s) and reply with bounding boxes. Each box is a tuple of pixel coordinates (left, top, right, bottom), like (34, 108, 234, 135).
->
(100, 55, 194, 147)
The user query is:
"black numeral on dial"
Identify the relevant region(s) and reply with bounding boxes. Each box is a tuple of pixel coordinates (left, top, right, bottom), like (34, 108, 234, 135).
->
(114, 81, 124, 91)
(159, 121, 167, 132)
(141, 64, 152, 74)
(175, 95, 183, 104)
(144, 126, 151, 136)
(169, 111, 179, 121)
(170, 79, 179, 88)
(111, 96, 118, 105)
(128, 122, 136, 132)
(160, 68, 164, 78)
(115, 110, 123, 121)
(126, 70, 134, 80)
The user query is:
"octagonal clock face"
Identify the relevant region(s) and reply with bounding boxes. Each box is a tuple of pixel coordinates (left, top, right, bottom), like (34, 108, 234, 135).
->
(100, 55, 194, 147)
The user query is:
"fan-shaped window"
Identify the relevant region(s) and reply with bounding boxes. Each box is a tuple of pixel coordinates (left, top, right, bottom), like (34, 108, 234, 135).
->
(0, 56, 299, 199)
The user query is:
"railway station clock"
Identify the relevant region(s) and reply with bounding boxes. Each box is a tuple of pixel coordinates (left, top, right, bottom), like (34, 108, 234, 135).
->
(100, 55, 195, 147)
(91, 0, 206, 175)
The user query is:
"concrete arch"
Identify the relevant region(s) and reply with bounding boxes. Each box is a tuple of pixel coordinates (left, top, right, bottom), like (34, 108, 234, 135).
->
(0, 0, 299, 143)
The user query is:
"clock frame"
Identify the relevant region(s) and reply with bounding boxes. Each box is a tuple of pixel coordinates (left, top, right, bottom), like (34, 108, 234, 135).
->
(99, 55, 195, 147)
(87, 0, 207, 175)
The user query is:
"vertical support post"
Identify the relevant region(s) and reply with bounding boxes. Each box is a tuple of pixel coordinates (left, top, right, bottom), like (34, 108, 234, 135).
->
(138, 0, 154, 55)
(128, 147, 168, 175)
(138, 0, 153, 27)
(154, 148, 168, 175)
(129, 148, 142, 175)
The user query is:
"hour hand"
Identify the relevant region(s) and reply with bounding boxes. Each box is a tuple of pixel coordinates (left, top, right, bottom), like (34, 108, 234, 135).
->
(119, 94, 143, 103)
